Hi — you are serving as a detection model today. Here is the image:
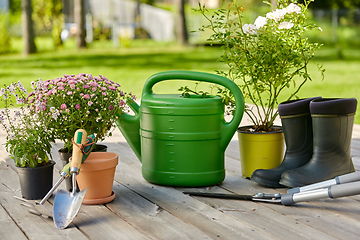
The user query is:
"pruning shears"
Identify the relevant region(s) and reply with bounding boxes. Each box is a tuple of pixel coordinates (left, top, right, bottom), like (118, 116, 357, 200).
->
(184, 171, 360, 205)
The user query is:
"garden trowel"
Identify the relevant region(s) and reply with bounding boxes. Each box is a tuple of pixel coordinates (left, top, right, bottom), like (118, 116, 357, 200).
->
(14, 133, 95, 219)
(53, 129, 89, 229)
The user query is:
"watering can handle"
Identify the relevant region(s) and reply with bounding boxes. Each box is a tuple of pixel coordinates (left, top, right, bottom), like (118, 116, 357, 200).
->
(143, 70, 245, 150)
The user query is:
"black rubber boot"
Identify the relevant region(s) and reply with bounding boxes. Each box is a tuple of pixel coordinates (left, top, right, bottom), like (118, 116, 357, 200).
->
(280, 98, 357, 188)
(250, 97, 321, 188)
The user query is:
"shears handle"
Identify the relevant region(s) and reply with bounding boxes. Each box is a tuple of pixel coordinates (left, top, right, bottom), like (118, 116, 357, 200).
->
(282, 181, 360, 206)
(288, 171, 360, 194)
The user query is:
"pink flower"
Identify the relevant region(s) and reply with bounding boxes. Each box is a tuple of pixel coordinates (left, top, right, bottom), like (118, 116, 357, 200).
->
(108, 86, 116, 91)
(70, 84, 76, 89)
(119, 100, 125, 107)
(58, 86, 64, 91)
(88, 101, 93, 106)
(102, 92, 107, 96)
(84, 94, 90, 100)
(83, 84, 90, 89)
(92, 87, 96, 92)
(109, 105, 114, 110)
(67, 91, 72, 95)
(75, 104, 81, 110)
(101, 87, 106, 91)
(89, 82, 98, 87)
(100, 75, 108, 81)
(61, 103, 67, 110)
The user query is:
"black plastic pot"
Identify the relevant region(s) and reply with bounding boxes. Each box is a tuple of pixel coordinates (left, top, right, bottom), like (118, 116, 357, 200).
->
(17, 161, 55, 200)
(59, 144, 107, 192)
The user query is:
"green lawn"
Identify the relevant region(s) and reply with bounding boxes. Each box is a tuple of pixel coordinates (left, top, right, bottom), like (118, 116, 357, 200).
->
(1, 38, 360, 124)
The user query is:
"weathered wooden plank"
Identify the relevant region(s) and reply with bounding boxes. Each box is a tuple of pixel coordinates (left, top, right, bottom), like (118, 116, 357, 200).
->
(219, 173, 360, 240)
(0, 161, 90, 240)
(220, 153, 360, 240)
(0, 203, 27, 240)
(114, 142, 295, 239)
(70, 203, 151, 240)
(180, 185, 342, 240)
(106, 182, 212, 239)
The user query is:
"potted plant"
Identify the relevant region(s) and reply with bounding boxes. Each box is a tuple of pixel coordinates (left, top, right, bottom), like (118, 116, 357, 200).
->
(195, 0, 325, 177)
(28, 73, 135, 191)
(0, 82, 56, 200)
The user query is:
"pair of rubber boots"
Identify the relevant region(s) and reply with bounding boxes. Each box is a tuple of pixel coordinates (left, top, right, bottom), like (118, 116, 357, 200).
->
(251, 97, 358, 188)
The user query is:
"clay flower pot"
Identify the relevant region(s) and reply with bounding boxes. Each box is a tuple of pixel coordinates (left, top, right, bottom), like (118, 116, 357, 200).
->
(59, 144, 108, 192)
(75, 152, 118, 205)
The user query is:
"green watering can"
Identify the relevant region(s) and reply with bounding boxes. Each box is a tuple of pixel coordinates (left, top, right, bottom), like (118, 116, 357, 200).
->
(116, 71, 244, 187)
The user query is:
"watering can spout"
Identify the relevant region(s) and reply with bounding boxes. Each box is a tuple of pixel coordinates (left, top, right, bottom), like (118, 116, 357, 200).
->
(115, 99, 142, 161)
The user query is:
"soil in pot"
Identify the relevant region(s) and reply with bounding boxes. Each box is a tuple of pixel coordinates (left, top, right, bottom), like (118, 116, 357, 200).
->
(17, 161, 56, 200)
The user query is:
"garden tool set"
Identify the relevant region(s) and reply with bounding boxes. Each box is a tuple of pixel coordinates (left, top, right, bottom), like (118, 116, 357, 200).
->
(15, 130, 95, 229)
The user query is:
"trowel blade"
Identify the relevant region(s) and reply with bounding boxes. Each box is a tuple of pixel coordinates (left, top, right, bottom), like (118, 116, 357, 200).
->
(53, 188, 87, 229)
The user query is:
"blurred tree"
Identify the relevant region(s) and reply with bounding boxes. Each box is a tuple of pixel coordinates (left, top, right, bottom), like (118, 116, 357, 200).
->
(175, 0, 188, 45)
(21, 0, 37, 54)
(32, 0, 64, 48)
(74, 0, 86, 48)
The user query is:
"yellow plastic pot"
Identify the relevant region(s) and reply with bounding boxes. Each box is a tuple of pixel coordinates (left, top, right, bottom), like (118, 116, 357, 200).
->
(237, 126, 285, 178)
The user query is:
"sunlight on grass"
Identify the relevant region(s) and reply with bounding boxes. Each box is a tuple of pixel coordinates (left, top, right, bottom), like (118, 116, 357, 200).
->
(1, 39, 360, 124)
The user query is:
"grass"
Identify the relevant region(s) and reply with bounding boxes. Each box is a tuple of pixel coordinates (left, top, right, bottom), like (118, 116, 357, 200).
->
(1, 38, 360, 124)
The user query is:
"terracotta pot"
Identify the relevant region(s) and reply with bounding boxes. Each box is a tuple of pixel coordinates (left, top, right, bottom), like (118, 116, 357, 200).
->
(17, 161, 55, 200)
(58, 144, 108, 192)
(237, 126, 284, 178)
(75, 152, 118, 205)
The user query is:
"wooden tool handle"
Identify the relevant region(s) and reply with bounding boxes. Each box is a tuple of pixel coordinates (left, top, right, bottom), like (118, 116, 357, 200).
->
(71, 129, 87, 173)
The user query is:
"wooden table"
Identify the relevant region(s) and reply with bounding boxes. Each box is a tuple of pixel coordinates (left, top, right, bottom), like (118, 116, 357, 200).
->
(1, 123, 360, 240)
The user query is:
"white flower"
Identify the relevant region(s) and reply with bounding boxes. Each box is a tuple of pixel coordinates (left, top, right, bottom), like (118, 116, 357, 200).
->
(254, 16, 267, 29)
(318, 27, 323, 32)
(266, 9, 287, 22)
(9, 133, 15, 140)
(278, 21, 294, 30)
(242, 24, 257, 35)
(286, 3, 301, 14)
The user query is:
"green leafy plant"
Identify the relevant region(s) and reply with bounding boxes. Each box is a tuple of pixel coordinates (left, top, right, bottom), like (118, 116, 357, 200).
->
(0, 82, 54, 167)
(195, 0, 325, 131)
(29, 73, 135, 152)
